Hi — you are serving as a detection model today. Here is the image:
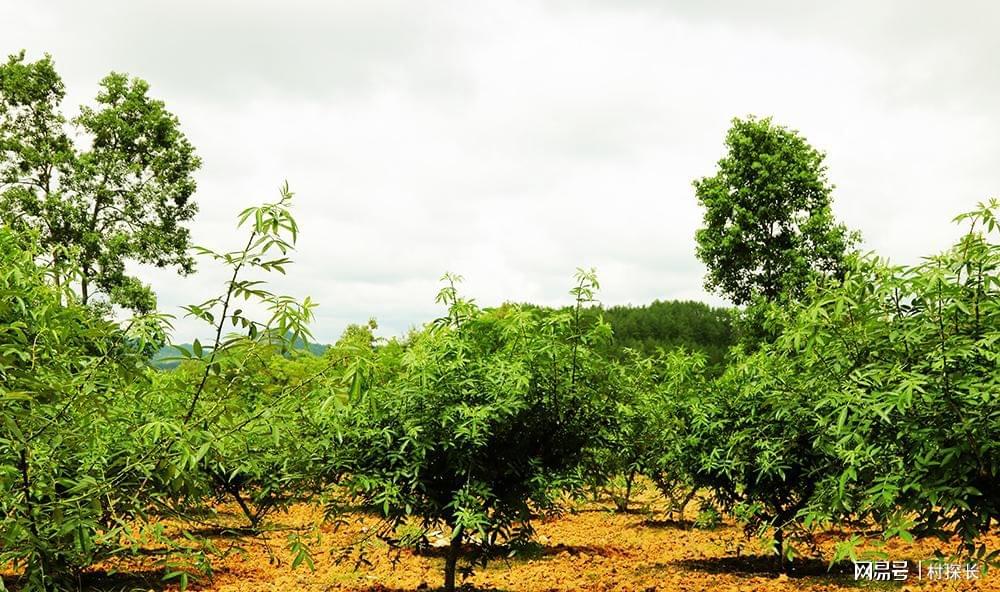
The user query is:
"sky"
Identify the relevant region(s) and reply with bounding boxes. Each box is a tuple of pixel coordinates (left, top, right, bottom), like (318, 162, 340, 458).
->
(4, 1, 999, 343)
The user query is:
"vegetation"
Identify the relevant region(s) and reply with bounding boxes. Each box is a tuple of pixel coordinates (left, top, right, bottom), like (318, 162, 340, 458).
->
(0, 227, 162, 589)
(330, 271, 617, 591)
(0, 52, 200, 313)
(693, 116, 859, 347)
(601, 300, 732, 368)
(693, 116, 856, 306)
(1, 50, 999, 592)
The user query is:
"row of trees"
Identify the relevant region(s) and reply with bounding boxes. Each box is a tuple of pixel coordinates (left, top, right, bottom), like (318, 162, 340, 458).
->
(599, 300, 732, 369)
(5, 186, 996, 590)
(0, 189, 632, 590)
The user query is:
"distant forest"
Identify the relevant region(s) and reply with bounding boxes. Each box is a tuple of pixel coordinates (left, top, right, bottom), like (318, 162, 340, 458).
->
(155, 300, 734, 369)
(601, 300, 733, 366)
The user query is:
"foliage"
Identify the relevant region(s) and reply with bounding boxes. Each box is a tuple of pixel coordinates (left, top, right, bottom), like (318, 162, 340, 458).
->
(592, 349, 706, 515)
(0, 227, 163, 590)
(600, 300, 733, 371)
(0, 51, 200, 312)
(780, 199, 1000, 562)
(141, 184, 334, 541)
(683, 343, 836, 570)
(685, 199, 1000, 568)
(331, 270, 616, 591)
(693, 116, 856, 310)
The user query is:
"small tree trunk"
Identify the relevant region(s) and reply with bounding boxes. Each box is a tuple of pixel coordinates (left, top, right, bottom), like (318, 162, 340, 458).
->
(620, 470, 635, 513)
(677, 487, 698, 522)
(52, 252, 63, 305)
(774, 527, 786, 574)
(443, 526, 463, 592)
(80, 265, 89, 305)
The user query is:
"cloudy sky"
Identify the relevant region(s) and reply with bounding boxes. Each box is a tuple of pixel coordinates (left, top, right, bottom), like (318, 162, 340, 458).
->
(4, 1, 999, 342)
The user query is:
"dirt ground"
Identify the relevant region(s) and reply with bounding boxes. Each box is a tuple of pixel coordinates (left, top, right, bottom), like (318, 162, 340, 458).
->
(7, 495, 1000, 591)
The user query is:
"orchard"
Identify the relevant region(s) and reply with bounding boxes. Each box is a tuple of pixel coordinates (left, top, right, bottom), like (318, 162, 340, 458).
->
(1, 54, 998, 592)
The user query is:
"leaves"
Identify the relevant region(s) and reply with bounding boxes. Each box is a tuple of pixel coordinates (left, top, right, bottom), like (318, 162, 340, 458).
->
(0, 51, 201, 313)
(332, 272, 618, 589)
(694, 116, 858, 308)
(0, 227, 160, 589)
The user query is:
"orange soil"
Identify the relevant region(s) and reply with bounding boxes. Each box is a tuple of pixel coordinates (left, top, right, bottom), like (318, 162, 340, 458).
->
(8, 497, 1000, 591)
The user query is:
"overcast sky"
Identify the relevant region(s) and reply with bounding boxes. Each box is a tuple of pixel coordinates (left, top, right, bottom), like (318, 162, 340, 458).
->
(4, 1, 999, 343)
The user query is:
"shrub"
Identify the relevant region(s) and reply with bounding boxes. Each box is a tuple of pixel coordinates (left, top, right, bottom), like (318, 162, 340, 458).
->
(331, 270, 616, 591)
(783, 199, 1000, 562)
(0, 228, 162, 590)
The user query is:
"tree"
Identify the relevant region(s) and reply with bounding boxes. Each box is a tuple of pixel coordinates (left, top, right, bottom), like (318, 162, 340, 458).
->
(0, 51, 201, 313)
(684, 344, 838, 572)
(146, 185, 328, 533)
(686, 199, 1000, 571)
(596, 349, 706, 516)
(693, 116, 856, 307)
(0, 226, 165, 591)
(781, 199, 1000, 563)
(332, 271, 615, 592)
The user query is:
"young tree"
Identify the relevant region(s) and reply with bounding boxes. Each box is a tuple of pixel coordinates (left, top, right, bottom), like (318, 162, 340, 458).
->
(685, 344, 836, 572)
(693, 116, 856, 307)
(145, 185, 327, 534)
(332, 271, 615, 592)
(0, 51, 201, 312)
(782, 199, 1000, 562)
(0, 227, 164, 591)
(592, 349, 705, 515)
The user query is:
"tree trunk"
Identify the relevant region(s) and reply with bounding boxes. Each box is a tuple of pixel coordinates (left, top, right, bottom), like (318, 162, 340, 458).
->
(774, 527, 786, 574)
(677, 487, 698, 522)
(443, 527, 463, 592)
(80, 264, 89, 305)
(52, 251, 62, 305)
(617, 470, 635, 513)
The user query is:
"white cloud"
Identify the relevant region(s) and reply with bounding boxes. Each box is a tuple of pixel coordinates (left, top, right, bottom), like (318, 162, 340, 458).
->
(3, 1, 998, 342)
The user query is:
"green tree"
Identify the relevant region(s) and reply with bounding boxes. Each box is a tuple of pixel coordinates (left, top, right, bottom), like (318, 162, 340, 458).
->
(693, 116, 856, 307)
(596, 349, 706, 515)
(145, 185, 329, 534)
(0, 227, 165, 591)
(332, 271, 615, 592)
(684, 344, 839, 572)
(686, 199, 1000, 571)
(782, 199, 1000, 562)
(0, 51, 201, 313)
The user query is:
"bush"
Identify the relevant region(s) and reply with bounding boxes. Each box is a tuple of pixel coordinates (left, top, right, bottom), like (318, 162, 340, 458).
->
(0, 228, 162, 590)
(782, 199, 1000, 561)
(331, 271, 617, 592)
(596, 349, 706, 516)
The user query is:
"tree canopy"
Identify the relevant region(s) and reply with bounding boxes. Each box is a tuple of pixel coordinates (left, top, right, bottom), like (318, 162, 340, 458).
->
(0, 51, 200, 313)
(694, 116, 856, 307)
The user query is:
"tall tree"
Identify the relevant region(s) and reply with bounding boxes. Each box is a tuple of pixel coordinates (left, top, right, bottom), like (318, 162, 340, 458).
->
(693, 116, 856, 307)
(0, 51, 200, 312)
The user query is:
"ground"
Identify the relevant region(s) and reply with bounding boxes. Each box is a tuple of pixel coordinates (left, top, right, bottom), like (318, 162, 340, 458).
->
(6, 493, 999, 591)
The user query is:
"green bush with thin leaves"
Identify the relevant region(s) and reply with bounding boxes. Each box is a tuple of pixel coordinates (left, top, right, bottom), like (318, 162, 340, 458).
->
(779, 199, 1000, 563)
(683, 199, 1000, 569)
(330, 270, 616, 592)
(0, 228, 163, 591)
(589, 349, 706, 516)
(682, 343, 838, 570)
(138, 185, 335, 556)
